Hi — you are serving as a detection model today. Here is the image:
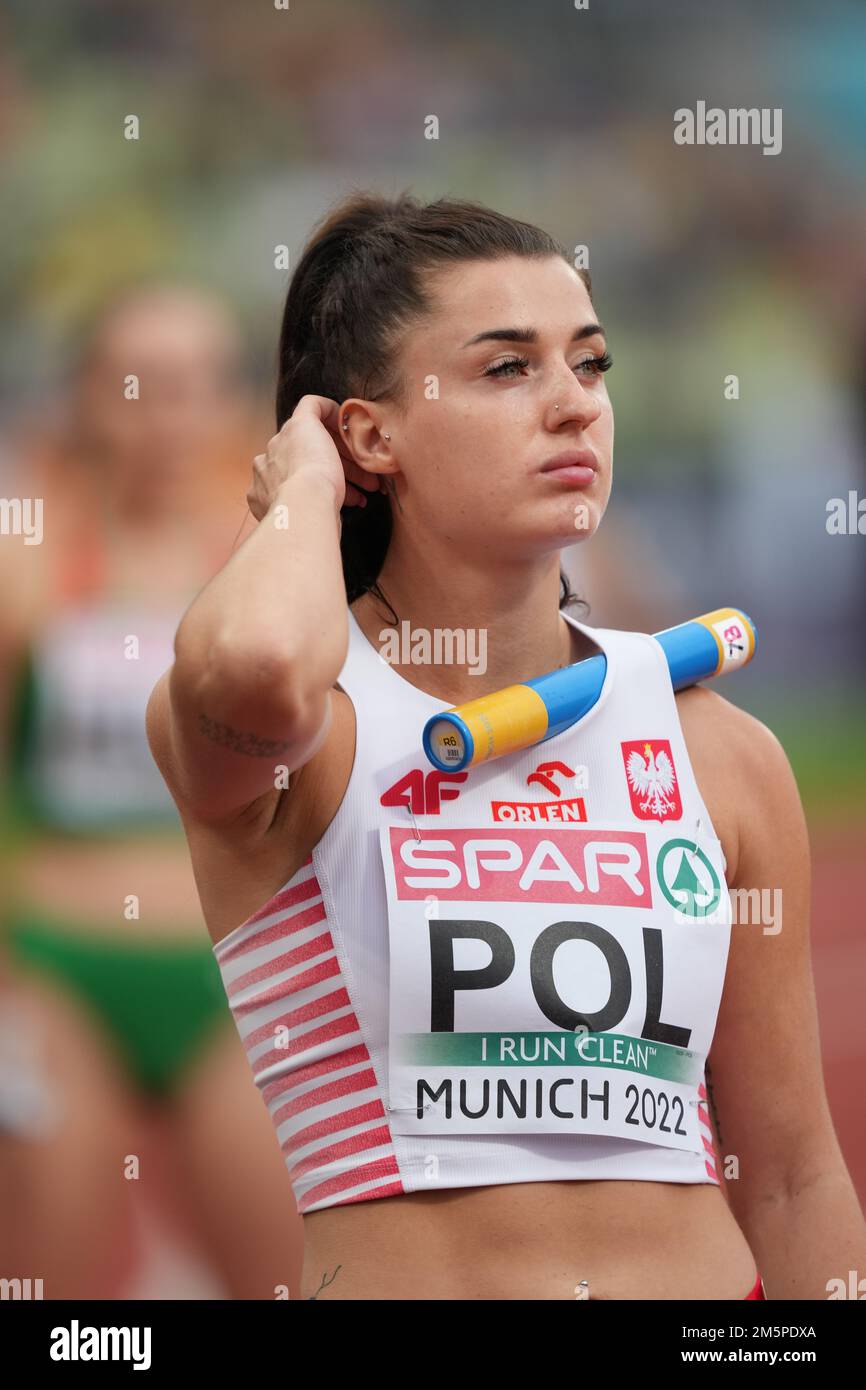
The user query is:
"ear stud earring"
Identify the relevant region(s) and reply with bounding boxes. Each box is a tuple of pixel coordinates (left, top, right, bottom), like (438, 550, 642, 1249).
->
(341, 416, 390, 440)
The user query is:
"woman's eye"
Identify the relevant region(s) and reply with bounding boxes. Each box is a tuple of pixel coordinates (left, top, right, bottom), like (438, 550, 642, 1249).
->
(576, 352, 614, 376)
(483, 355, 530, 378)
(483, 351, 613, 380)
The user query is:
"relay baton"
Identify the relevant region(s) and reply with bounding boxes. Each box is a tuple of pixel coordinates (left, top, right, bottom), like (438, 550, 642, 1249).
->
(422, 606, 757, 773)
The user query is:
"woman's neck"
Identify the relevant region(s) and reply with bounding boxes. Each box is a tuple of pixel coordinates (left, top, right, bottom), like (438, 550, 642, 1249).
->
(350, 573, 591, 706)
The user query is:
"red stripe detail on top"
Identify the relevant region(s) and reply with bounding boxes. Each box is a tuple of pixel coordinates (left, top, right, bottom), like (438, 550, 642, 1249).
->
(243, 987, 352, 1049)
(214, 857, 403, 1216)
(697, 1091, 720, 1178)
(288, 1124, 395, 1184)
(217, 879, 324, 963)
(323, 1180, 406, 1210)
(296, 1156, 404, 1213)
(244, 873, 321, 925)
(234, 956, 342, 1018)
(280, 1099, 387, 1158)
(272, 1066, 380, 1125)
(252, 1012, 361, 1077)
(335, 1181, 405, 1207)
(225, 899, 328, 977)
(695, 1078, 722, 1178)
(260, 1045, 371, 1105)
(227, 926, 332, 998)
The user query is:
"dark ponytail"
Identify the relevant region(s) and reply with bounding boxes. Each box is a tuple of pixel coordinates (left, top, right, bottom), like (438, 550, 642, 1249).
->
(276, 188, 590, 623)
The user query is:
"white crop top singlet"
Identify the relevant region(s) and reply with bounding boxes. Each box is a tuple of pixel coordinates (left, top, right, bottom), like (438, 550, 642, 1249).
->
(213, 609, 732, 1215)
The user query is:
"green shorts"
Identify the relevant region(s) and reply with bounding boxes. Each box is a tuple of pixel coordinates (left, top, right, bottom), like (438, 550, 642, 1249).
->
(4, 906, 232, 1098)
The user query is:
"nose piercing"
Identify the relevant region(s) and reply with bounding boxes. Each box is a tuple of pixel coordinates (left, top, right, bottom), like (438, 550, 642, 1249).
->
(555, 404, 560, 411)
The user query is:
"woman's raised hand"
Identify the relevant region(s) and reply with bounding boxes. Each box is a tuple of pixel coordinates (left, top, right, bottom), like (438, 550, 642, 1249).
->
(246, 394, 386, 523)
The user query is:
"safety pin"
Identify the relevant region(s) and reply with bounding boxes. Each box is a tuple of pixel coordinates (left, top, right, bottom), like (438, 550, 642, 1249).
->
(685, 815, 703, 861)
(405, 802, 421, 842)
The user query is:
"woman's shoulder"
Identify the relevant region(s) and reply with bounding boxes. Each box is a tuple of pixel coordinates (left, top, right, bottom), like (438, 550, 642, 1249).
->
(674, 684, 796, 885)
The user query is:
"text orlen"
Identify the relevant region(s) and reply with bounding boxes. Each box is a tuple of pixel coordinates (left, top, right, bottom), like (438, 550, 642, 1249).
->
(491, 795, 587, 823)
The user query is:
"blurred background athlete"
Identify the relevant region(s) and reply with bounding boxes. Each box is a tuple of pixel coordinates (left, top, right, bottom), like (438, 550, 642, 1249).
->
(0, 283, 305, 1299)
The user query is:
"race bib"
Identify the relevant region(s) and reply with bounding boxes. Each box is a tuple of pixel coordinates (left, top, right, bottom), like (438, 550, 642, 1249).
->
(380, 818, 731, 1151)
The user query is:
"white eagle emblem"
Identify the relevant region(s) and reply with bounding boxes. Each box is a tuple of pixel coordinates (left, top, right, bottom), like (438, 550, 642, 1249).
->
(625, 742, 678, 819)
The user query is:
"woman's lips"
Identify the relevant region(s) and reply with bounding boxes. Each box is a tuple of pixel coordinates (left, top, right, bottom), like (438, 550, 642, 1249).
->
(540, 464, 597, 486)
(538, 449, 599, 487)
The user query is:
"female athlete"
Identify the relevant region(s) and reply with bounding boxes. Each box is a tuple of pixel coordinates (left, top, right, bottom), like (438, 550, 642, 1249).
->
(147, 191, 866, 1300)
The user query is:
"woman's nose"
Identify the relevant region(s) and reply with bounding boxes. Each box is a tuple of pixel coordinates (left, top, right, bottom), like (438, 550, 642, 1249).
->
(547, 375, 603, 429)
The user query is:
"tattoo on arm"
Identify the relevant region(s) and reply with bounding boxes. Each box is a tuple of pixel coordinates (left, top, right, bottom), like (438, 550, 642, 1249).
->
(307, 1265, 342, 1299)
(705, 1060, 724, 1147)
(197, 712, 294, 758)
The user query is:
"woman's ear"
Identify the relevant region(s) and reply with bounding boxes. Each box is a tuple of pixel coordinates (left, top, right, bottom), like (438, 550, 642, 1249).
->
(340, 397, 398, 474)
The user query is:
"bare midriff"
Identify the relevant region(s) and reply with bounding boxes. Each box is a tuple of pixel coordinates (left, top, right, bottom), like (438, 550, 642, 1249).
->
(300, 1179, 758, 1300)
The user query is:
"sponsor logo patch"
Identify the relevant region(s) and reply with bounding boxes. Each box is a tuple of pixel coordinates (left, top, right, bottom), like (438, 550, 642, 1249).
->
(380, 768, 467, 814)
(389, 825, 651, 906)
(492, 760, 589, 822)
(491, 796, 587, 823)
(656, 838, 722, 919)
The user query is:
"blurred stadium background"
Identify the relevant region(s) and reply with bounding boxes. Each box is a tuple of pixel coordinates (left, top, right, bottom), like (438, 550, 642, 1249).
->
(0, 0, 863, 1298)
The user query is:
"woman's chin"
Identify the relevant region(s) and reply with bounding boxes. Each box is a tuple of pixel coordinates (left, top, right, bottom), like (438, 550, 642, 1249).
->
(546, 499, 602, 546)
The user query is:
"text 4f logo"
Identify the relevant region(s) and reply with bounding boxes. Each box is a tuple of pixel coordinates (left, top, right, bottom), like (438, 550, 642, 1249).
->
(621, 739, 682, 822)
(380, 768, 467, 814)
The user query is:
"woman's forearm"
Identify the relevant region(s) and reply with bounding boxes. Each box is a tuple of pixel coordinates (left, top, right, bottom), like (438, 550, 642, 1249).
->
(738, 1165, 866, 1300)
(174, 470, 348, 714)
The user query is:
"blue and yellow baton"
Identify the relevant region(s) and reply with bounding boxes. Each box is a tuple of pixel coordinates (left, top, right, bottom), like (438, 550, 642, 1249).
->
(422, 606, 758, 772)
